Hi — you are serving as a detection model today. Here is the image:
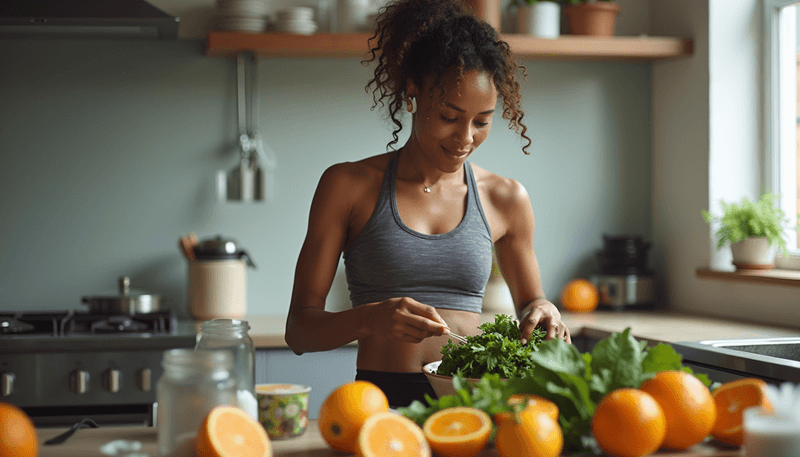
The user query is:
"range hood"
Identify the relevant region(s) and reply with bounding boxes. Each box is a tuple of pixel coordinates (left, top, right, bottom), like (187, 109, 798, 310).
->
(0, 0, 180, 39)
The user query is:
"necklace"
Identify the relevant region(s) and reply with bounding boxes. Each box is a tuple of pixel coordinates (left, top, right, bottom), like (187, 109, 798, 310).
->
(403, 149, 431, 193)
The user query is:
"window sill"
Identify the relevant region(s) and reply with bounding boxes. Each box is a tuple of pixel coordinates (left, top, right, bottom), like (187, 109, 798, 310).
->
(696, 267, 800, 287)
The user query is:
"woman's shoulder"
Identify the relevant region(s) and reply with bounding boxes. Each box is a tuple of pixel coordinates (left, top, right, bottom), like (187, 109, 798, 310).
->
(317, 153, 391, 192)
(470, 162, 530, 208)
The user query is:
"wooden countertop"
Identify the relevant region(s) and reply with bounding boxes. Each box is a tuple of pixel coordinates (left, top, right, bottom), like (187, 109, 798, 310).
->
(244, 311, 800, 349)
(36, 420, 743, 457)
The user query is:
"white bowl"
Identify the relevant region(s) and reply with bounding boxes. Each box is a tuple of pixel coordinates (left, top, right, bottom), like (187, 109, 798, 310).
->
(275, 20, 318, 35)
(422, 361, 494, 398)
(276, 7, 315, 22)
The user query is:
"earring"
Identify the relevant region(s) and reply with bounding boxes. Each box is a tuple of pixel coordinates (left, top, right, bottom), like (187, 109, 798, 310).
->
(408, 97, 417, 114)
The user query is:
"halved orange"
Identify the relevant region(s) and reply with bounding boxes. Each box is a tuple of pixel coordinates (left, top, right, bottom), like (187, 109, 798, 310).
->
(422, 407, 492, 457)
(711, 378, 773, 446)
(196, 406, 272, 457)
(357, 411, 431, 457)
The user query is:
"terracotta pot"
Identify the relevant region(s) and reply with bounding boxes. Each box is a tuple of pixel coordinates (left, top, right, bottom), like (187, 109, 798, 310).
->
(565, 2, 620, 37)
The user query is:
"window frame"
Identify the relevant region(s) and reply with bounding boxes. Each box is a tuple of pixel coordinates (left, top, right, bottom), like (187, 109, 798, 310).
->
(764, 0, 800, 269)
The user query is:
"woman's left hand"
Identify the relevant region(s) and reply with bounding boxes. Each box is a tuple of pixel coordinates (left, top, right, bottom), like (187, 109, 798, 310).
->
(518, 298, 571, 344)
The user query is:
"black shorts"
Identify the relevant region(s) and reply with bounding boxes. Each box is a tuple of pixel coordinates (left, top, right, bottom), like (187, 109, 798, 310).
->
(355, 369, 438, 409)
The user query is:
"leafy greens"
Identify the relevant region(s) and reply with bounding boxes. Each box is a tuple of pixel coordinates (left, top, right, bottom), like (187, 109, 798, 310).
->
(401, 327, 715, 454)
(437, 314, 546, 379)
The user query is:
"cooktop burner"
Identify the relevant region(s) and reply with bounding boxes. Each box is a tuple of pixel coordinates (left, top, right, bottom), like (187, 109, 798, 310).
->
(0, 310, 178, 337)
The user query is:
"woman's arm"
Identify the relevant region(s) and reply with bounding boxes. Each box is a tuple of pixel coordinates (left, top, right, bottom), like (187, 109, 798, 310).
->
(284, 163, 449, 355)
(492, 179, 571, 344)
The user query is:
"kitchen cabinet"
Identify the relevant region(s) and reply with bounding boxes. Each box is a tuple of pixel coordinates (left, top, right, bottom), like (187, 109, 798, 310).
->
(255, 346, 357, 420)
(205, 31, 693, 61)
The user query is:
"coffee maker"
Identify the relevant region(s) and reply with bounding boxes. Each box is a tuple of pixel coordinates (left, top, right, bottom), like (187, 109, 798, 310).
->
(590, 235, 655, 311)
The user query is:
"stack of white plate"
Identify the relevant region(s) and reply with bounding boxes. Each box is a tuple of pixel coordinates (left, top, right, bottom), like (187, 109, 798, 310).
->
(274, 7, 318, 35)
(216, 0, 268, 32)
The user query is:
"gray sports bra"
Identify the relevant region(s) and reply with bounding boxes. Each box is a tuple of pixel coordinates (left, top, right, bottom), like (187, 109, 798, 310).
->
(343, 153, 493, 313)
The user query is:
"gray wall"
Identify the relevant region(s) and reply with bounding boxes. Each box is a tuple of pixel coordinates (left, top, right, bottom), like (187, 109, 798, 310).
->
(0, 37, 653, 317)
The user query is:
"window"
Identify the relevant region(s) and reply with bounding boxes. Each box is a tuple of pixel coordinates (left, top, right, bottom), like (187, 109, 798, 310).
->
(764, 0, 800, 268)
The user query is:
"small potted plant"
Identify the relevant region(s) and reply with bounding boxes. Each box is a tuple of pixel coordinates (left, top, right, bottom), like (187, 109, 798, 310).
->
(513, 0, 561, 39)
(562, 0, 620, 37)
(702, 193, 795, 270)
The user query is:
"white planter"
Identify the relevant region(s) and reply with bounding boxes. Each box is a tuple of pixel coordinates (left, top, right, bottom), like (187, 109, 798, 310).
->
(730, 237, 778, 270)
(517, 1, 560, 39)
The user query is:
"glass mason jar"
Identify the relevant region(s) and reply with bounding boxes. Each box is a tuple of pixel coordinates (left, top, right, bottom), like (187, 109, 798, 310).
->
(156, 349, 237, 457)
(195, 319, 256, 419)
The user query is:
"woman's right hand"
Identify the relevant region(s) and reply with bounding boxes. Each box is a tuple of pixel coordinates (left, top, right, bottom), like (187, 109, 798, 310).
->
(365, 297, 450, 343)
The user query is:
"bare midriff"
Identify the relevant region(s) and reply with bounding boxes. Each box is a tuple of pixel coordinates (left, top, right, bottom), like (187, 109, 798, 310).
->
(355, 308, 487, 373)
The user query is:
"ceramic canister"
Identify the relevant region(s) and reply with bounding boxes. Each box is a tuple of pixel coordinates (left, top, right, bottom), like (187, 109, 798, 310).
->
(188, 259, 247, 320)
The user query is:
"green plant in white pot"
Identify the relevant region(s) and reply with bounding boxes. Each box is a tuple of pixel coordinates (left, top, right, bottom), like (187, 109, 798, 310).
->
(512, 0, 561, 38)
(702, 193, 794, 270)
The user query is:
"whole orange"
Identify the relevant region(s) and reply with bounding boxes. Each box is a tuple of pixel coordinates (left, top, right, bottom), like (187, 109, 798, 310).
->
(495, 406, 563, 457)
(639, 371, 716, 450)
(592, 388, 666, 457)
(560, 279, 599, 312)
(0, 403, 38, 457)
(318, 381, 389, 453)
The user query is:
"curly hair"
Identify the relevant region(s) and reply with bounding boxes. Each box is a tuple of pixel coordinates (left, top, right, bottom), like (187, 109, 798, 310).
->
(363, 0, 531, 154)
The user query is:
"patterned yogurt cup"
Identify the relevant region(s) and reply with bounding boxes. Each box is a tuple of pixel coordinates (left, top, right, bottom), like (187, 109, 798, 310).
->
(256, 384, 312, 439)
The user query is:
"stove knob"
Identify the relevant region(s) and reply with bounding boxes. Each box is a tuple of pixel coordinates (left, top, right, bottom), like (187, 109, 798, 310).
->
(137, 368, 152, 392)
(71, 370, 90, 395)
(105, 369, 121, 393)
(1, 372, 14, 397)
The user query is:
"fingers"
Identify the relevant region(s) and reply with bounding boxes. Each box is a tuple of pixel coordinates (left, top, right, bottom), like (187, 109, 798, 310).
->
(375, 297, 448, 342)
(518, 301, 571, 344)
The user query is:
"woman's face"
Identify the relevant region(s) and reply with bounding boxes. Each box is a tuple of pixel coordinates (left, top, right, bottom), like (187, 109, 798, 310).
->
(409, 69, 498, 172)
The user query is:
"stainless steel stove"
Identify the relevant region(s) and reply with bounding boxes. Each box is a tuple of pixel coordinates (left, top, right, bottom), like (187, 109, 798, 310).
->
(0, 310, 197, 427)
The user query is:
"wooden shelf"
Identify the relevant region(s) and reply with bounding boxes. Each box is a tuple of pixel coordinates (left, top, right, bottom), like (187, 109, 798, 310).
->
(696, 267, 800, 288)
(205, 31, 693, 61)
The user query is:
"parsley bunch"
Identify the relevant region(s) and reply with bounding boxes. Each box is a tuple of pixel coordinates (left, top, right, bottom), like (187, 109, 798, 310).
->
(436, 314, 546, 379)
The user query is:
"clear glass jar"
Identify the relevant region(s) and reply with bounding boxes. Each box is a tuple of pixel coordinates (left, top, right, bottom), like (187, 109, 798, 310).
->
(156, 349, 237, 457)
(195, 319, 256, 419)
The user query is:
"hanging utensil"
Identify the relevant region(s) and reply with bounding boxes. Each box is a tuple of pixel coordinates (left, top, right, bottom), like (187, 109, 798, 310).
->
(217, 53, 278, 202)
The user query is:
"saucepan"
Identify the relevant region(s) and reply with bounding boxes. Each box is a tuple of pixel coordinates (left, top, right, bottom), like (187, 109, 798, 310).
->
(81, 276, 161, 314)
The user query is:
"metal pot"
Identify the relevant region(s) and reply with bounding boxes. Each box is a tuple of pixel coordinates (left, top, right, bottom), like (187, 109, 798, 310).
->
(192, 235, 256, 268)
(81, 276, 161, 314)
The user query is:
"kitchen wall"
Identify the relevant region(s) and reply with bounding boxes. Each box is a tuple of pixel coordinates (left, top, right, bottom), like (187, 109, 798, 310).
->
(0, 8, 654, 317)
(651, 0, 800, 329)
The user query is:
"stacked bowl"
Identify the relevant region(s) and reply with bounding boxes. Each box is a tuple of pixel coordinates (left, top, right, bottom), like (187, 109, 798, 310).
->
(274, 7, 318, 35)
(215, 0, 269, 33)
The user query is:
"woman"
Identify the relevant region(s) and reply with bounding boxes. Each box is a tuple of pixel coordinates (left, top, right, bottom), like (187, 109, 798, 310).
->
(285, 0, 571, 408)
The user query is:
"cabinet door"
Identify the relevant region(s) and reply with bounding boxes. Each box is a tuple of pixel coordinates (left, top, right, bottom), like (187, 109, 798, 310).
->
(255, 346, 358, 419)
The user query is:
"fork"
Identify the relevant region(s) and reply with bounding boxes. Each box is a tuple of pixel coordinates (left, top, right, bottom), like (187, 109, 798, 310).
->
(447, 331, 468, 344)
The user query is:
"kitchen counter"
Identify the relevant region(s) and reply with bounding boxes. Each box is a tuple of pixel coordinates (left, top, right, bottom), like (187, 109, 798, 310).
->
(36, 421, 744, 457)
(244, 311, 800, 349)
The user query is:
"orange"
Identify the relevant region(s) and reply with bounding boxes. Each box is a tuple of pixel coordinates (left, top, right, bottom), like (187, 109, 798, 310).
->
(0, 403, 37, 457)
(318, 381, 389, 453)
(639, 370, 717, 450)
(592, 388, 666, 457)
(356, 411, 431, 457)
(495, 406, 563, 457)
(506, 394, 559, 422)
(196, 406, 272, 457)
(422, 407, 491, 457)
(711, 378, 773, 446)
(560, 279, 599, 313)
